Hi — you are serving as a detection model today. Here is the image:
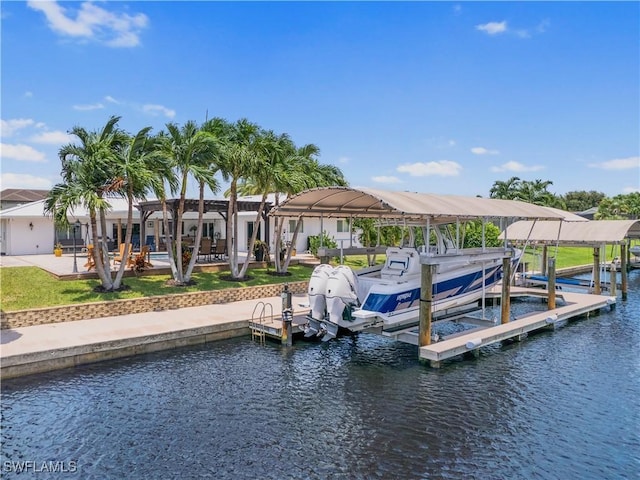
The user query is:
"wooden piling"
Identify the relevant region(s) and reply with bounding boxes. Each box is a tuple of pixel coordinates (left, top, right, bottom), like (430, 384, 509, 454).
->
(547, 257, 556, 310)
(419, 264, 435, 348)
(541, 245, 548, 276)
(620, 244, 628, 300)
(609, 262, 617, 297)
(501, 257, 511, 324)
(593, 247, 601, 295)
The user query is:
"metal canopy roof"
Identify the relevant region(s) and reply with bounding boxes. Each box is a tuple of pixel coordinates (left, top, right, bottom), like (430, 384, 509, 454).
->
(500, 219, 640, 245)
(269, 187, 575, 224)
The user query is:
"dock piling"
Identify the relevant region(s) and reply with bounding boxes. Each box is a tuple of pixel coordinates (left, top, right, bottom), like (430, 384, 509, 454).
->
(593, 248, 601, 295)
(547, 258, 556, 310)
(281, 284, 293, 346)
(501, 257, 511, 324)
(620, 244, 628, 300)
(419, 264, 436, 349)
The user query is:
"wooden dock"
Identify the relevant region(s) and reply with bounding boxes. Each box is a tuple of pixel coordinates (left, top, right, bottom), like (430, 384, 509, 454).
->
(418, 287, 616, 368)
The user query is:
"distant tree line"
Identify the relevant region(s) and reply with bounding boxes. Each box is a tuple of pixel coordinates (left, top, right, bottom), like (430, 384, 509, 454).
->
(488, 176, 639, 219)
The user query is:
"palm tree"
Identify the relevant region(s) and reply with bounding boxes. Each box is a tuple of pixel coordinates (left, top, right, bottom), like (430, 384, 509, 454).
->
(158, 121, 219, 285)
(489, 176, 521, 199)
(107, 127, 168, 289)
(215, 119, 261, 280)
(45, 116, 124, 290)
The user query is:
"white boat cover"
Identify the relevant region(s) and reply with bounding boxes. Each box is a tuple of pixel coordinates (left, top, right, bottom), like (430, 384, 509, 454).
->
(500, 219, 640, 245)
(269, 187, 577, 224)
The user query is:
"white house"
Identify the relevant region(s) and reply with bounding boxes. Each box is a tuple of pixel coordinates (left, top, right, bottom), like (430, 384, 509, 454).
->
(0, 195, 362, 256)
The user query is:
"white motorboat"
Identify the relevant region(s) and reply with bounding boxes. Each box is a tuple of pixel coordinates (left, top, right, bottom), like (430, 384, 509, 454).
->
(305, 227, 520, 341)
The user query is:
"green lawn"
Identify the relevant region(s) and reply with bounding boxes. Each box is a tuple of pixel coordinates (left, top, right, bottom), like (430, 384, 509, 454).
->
(523, 246, 621, 270)
(0, 246, 623, 312)
(0, 265, 314, 312)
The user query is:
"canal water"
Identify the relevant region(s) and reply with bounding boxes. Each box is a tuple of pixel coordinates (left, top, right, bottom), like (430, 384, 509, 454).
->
(2, 271, 639, 479)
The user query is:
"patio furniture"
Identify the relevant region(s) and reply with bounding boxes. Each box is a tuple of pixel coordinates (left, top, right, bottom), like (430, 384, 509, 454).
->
(212, 239, 227, 259)
(198, 238, 212, 263)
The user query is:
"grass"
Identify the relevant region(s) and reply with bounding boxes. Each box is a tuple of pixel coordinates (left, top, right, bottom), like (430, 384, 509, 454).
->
(0, 246, 624, 312)
(523, 245, 621, 270)
(0, 265, 314, 312)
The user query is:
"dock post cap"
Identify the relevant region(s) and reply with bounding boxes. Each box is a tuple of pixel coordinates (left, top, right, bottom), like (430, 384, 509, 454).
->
(545, 314, 559, 324)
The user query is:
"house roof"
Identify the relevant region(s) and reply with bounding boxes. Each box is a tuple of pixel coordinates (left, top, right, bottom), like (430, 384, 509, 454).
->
(0, 189, 50, 203)
(269, 186, 581, 224)
(499, 219, 640, 245)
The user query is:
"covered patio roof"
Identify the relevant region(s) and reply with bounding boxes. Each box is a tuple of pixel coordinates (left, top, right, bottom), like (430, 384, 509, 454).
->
(268, 187, 578, 224)
(499, 219, 640, 246)
(136, 198, 269, 218)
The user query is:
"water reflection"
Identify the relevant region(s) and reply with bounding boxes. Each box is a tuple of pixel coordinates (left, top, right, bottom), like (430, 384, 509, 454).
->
(2, 272, 639, 479)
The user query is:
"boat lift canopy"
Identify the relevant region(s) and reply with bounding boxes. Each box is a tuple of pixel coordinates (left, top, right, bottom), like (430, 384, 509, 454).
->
(269, 187, 578, 224)
(500, 219, 640, 246)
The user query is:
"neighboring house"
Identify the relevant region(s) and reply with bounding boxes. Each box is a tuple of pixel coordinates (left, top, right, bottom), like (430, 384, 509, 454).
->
(0, 189, 50, 211)
(577, 207, 598, 220)
(0, 194, 362, 256)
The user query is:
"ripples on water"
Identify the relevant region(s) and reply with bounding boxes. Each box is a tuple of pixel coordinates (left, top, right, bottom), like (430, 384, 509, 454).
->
(2, 272, 639, 479)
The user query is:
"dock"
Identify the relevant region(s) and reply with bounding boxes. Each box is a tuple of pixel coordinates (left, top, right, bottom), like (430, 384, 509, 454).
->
(418, 287, 616, 368)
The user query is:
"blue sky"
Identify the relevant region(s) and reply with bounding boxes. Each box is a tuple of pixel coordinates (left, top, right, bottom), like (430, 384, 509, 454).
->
(1, 1, 639, 199)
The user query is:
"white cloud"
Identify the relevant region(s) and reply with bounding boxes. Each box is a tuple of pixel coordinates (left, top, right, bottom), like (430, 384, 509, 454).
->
(397, 160, 462, 177)
(142, 104, 176, 118)
(73, 103, 104, 111)
(338, 156, 350, 164)
(105, 95, 120, 104)
(27, 1, 148, 48)
(491, 161, 544, 173)
(0, 173, 53, 190)
(29, 130, 73, 144)
(372, 176, 402, 184)
(476, 21, 507, 35)
(623, 186, 640, 193)
(471, 147, 499, 155)
(1, 118, 35, 138)
(588, 156, 640, 170)
(1, 143, 47, 162)
(24, 91, 33, 98)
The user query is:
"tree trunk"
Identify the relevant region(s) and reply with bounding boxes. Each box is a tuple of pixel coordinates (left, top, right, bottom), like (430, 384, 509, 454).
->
(112, 191, 134, 289)
(238, 194, 267, 279)
(184, 181, 206, 283)
(89, 209, 113, 289)
(283, 217, 302, 272)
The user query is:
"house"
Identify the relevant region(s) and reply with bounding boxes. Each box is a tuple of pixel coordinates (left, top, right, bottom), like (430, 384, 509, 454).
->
(0, 189, 50, 211)
(0, 194, 362, 256)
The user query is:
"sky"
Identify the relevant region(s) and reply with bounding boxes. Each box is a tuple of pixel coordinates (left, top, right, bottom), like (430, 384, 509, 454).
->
(1, 1, 639, 200)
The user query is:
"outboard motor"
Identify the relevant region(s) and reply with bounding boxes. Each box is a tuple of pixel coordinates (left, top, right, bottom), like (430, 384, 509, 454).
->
(325, 265, 360, 337)
(305, 264, 334, 337)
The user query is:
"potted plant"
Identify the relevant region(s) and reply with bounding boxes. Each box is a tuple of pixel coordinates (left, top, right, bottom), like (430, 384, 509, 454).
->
(253, 240, 268, 262)
(54, 243, 63, 257)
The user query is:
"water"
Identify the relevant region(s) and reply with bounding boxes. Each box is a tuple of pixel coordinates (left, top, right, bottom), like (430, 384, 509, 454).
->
(2, 273, 640, 479)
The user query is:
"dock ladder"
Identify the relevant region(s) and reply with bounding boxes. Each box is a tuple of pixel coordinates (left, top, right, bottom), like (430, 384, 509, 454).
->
(250, 301, 274, 345)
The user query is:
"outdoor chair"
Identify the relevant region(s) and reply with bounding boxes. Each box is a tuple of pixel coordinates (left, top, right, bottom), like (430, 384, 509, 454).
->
(113, 243, 133, 268)
(212, 239, 227, 260)
(198, 238, 212, 262)
(84, 244, 96, 271)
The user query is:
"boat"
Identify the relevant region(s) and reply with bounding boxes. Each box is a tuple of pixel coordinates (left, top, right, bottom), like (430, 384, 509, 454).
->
(630, 245, 640, 258)
(304, 225, 521, 341)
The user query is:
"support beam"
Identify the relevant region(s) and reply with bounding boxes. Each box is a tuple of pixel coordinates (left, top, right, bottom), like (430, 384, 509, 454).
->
(541, 245, 548, 276)
(501, 257, 511, 324)
(419, 264, 436, 349)
(547, 257, 556, 310)
(593, 247, 601, 295)
(620, 243, 628, 300)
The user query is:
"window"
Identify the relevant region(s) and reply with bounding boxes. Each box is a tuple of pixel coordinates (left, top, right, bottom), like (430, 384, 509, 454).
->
(337, 219, 350, 233)
(288, 219, 303, 233)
